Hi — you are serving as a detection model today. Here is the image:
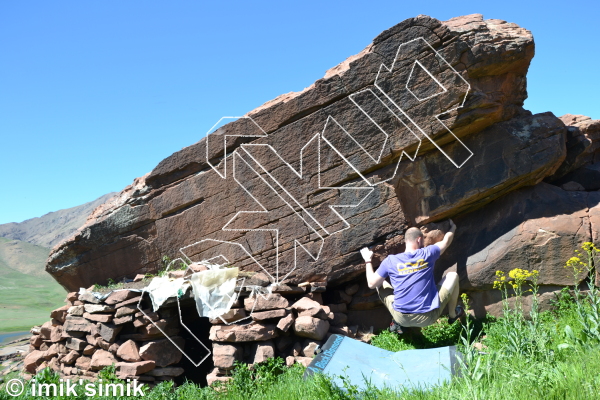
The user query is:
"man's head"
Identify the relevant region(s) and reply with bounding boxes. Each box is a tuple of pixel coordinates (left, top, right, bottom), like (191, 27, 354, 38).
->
(405, 227, 424, 249)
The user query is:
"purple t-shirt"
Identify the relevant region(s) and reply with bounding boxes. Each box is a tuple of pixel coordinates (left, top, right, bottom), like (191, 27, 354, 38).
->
(376, 244, 441, 314)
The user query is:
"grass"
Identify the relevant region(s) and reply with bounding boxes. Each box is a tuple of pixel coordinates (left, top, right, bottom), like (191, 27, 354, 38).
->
(0, 261, 66, 334)
(2, 242, 599, 400)
(0, 237, 66, 333)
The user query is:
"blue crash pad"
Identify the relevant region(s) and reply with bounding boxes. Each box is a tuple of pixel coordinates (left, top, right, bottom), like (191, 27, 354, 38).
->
(304, 334, 461, 392)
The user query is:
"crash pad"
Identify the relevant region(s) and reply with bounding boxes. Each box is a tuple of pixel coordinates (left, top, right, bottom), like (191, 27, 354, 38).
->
(304, 334, 461, 392)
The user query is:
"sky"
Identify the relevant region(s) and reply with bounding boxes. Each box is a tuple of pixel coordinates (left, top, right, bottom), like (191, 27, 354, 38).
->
(0, 1, 598, 225)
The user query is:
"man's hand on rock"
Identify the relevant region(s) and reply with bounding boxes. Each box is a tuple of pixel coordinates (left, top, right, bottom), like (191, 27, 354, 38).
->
(448, 219, 456, 233)
(360, 247, 373, 263)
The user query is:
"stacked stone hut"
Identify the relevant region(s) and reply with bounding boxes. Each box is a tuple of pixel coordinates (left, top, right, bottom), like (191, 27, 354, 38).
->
(23, 270, 384, 386)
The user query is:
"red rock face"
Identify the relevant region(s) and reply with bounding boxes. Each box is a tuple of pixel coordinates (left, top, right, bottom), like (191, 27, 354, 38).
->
(437, 183, 600, 316)
(44, 14, 542, 292)
(43, 13, 599, 318)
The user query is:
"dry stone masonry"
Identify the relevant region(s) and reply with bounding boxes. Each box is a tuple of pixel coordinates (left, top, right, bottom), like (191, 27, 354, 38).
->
(24, 273, 381, 385)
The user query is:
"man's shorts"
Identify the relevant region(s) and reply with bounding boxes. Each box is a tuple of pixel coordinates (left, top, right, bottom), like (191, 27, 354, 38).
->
(377, 281, 452, 328)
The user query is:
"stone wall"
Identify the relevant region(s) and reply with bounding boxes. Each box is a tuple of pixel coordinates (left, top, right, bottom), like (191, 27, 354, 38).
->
(23, 275, 388, 386)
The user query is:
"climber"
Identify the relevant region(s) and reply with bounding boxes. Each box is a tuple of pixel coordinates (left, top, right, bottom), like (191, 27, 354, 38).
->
(360, 220, 463, 333)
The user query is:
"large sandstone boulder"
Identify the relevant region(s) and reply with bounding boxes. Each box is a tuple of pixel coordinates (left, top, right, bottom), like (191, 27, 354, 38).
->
(395, 112, 566, 224)
(46, 14, 541, 291)
(437, 182, 600, 316)
(548, 114, 600, 181)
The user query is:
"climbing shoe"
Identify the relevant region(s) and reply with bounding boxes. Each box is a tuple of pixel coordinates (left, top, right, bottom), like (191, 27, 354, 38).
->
(389, 320, 403, 334)
(448, 305, 465, 324)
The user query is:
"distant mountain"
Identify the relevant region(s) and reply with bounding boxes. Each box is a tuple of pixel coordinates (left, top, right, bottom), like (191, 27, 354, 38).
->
(0, 193, 116, 332)
(0, 237, 50, 277)
(0, 192, 116, 249)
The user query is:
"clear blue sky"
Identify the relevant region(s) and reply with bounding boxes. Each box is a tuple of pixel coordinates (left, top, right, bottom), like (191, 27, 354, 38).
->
(1, 1, 598, 224)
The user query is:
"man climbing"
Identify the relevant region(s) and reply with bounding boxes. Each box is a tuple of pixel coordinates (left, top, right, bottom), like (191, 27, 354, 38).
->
(360, 220, 463, 333)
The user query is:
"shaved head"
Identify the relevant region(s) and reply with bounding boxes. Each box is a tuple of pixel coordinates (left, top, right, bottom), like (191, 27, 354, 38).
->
(405, 227, 424, 244)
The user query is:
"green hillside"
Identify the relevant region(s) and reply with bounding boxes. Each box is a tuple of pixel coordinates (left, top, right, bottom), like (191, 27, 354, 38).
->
(0, 238, 66, 333)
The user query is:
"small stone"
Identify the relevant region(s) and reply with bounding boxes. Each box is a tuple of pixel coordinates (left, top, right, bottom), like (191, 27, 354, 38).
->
(292, 342, 302, 357)
(50, 305, 70, 323)
(96, 338, 110, 350)
(86, 335, 98, 346)
(294, 356, 313, 367)
(83, 345, 96, 356)
(104, 290, 139, 305)
(286, 356, 295, 367)
(299, 308, 327, 319)
(84, 304, 115, 314)
(271, 284, 306, 295)
(139, 337, 184, 367)
(188, 263, 208, 273)
(114, 305, 137, 318)
(133, 316, 150, 328)
(291, 297, 321, 312)
(247, 272, 271, 287)
(244, 293, 290, 312)
(210, 308, 247, 324)
(168, 270, 186, 279)
(108, 343, 120, 355)
(251, 309, 287, 321)
(138, 319, 174, 336)
(210, 322, 278, 342)
(43, 343, 59, 359)
(83, 313, 113, 323)
(206, 368, 231, 386)
(345, 284, 360, 296)
(30, 335, 43, 348)
(98, 323, 122, 343)
(212, 343, 242, 370)
(276, 313, 295, 332)
(48, 326, 63, 343)
(133, 274, 145, 282)
(90, 349, 117, 371)
(23, 351, 45, 373)
(67, 306, 85, 316)
(75, 356, 92, 371)
(63, 316, 94, 333)
(294, 316, 329, 340)
(134, 310, 160, 320)
(65, 338, 87, 351)
(117, 340, 141, 362)
(253, 340, 275, 364)
(302, 340, 321, 357)
(79, 292, 102, 304)
(114, 315, 134, 325)
(40, 321, 53, 339)
(114, 296, 142, 309)
(66, 292, 79, 301)
(63, 350, 81, 365)
(116, 360, 155, 377)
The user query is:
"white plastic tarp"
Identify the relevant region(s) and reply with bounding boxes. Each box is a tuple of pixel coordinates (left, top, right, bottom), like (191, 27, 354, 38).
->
(190, 267, 239, 319)
(144, 276, 190, 312)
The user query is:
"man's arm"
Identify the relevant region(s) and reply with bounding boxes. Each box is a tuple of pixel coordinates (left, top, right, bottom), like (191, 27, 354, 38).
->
(435, 219, 456, 255)
(361, 247, 385, 289)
